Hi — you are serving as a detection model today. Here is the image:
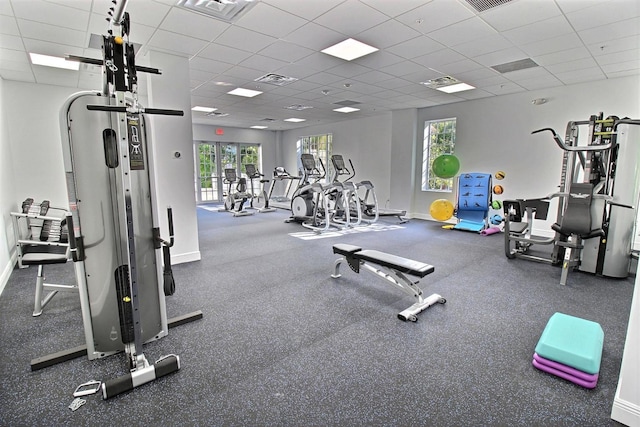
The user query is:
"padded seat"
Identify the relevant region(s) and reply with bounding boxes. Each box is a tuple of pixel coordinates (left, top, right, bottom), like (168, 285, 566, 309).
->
(332, 243, 434, 277)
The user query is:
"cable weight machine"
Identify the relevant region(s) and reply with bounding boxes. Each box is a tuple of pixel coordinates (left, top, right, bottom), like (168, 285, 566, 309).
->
(51, 0, 202, 399)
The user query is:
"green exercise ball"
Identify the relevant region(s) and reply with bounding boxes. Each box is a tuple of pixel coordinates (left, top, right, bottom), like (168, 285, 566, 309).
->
(430, 199, 454, 221)
(432, 154, 460, 179)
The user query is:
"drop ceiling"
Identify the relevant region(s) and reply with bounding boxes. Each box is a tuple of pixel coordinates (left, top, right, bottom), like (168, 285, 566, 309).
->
(0, 0, 638, 130)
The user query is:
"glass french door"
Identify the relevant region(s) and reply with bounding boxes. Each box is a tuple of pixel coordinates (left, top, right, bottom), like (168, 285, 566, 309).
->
(195, 142, 260, 203)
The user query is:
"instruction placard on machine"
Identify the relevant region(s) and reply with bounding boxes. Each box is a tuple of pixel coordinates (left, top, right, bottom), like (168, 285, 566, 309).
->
(127, 115, 144, 170)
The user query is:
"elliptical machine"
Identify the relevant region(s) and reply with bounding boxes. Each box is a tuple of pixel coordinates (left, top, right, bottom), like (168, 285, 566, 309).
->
(286, 154, 332, 233)
(245, 164, 275, 213)
(329, 154, 362, 227)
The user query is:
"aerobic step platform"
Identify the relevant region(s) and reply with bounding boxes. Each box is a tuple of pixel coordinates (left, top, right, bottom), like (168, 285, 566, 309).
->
(533, 312, 604, 388)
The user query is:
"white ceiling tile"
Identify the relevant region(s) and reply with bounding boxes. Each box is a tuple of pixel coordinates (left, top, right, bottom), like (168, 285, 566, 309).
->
(47, 0, 93, 11)
(0, 0, 14, 15)
(451, 34, 513, 58)
(379, 60, 426, 77)
(502, 15, 574, 46)
(352, 70, 395, 84)
(0, 47, 28, 62)
(412, 49, 466, 69)
(17, 19, 86, 48)
(239, 54, 289, 73)
(595, 49, 640, 66)
(261, 0, 344, 21)
(473, 47, 530, 67)
(600, 59, 640, 74)
(147, 30, 208, 57)
(189, 68, 216, 83)
(352, 51, 404, 69)
(294, 52, 344, 72)
(520, 33, 583, 57)
(455, 89, 493, 101)
(159, 7, 229, 42)
(304, 71, 347, 86)
(396, 0, 475, 34)
(455, 67, 499, 82)
(283, 22, 345, 51)
(555, 67, 606, 85)
(566, 0, 640, 32)
(275, 63, 322, 79)
(32, 66, 79, 86)
(0, 53, 30, 71)
(0, 15, 19, 36)
(480, 0, 562, 32)
(605, 68, 640, 79)
(512, 73, 563, 91)
(483, 82, 526, 95)
(361, 0, 428, 18)
(386, 36, 444, 59)
(314, 1, 389, 35)
(429, 17, 498, 47)
(189, 57, 233, 74)
(374, 77, 414, 90)
(124, 0, 171, 28)
(589, 36, 640, 56)
(438, 58, 484, 75)
(0, 33, 23, 50)
(578, 17, 640, 45)
(464, 74, 511, 88)
(258, 41, 315, 63)
(0, 69, 35, 82)
(545, 57, 599, 74)
(235, 2, 307, 38)
(327, 62, 372, 78)
(554, 0, 603, 14)
(12, 0, 89, 31)
(534, 46, 591, 66)
(197, 44, 250, 66)
(402, 69, 445, 84)
(214, 26, 277, 54)
(23, 38, 84, 57)
(355, 18, 421, 49)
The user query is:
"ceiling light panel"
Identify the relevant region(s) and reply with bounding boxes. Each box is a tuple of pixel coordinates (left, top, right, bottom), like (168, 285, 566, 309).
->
(192, 106, 218, 113)
(29, 53, 79, 70)
(333, 107, 360, 113)
(436, 83, 476, 93)
(228, 88, 263, 97)
(284, 118, 306, 122)
(321, 38, 379, 61)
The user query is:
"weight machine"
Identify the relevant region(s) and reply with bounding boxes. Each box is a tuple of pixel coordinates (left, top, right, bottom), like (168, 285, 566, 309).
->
(43, 1, 202, 399)
(504, 113, 640, 285)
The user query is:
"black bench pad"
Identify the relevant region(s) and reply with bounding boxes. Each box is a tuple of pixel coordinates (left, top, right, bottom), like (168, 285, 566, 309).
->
(333, 244, 434, 277)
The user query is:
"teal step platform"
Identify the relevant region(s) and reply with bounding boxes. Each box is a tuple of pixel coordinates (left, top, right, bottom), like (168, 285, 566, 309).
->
(534, 312, 604, 375)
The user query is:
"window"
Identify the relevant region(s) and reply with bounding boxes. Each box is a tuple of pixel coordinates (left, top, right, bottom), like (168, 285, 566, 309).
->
(296, 133, 333, 179)
(239, 144, 261, 178)
(422, 118, 456, 192)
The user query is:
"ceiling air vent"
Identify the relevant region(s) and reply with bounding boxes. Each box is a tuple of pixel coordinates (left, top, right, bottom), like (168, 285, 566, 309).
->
(464, 0, 514, 12)
(491, 58, 539, 74)
(333, 100, 361, 107)
(420, 76, 460, 89)
(176, 0, 257, 23)
(284, 104, 313, 111)
(260, 118, 276, 122)
(255, 73, 298, 86)
(207, 111, 229, 117)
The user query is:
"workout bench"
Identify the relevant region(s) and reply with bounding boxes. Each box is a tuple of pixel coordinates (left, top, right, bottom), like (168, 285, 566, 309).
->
(331, 244, 445, 321)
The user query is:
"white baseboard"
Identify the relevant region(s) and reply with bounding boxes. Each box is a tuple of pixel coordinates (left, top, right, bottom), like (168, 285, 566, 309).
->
(611, 397, 640, 427)
(172, 250, 201, 265)
(0, 252, 17, 296)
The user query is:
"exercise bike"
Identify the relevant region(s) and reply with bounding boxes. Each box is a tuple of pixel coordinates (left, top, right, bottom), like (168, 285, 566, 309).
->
(245, 164, 275, 213)
(222, 168, 254, 217)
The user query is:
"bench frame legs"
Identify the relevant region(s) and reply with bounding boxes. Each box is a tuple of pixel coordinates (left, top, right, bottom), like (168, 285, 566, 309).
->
(331, 257, 445, 321)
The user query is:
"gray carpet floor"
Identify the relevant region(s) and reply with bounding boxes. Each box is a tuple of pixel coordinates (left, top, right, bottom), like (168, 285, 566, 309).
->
(0, 205, 634, 426)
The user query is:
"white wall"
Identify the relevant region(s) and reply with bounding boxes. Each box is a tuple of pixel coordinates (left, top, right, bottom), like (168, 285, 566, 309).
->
(410, 75, 640, 233)
(0, 77, 18, 293)
(278, 113, 394, 206)
(192, 125, 278, 178)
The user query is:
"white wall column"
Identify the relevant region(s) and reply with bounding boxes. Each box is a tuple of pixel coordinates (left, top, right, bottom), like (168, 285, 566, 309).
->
(146, 50, 200, 264)
(389, 108, 418, 216)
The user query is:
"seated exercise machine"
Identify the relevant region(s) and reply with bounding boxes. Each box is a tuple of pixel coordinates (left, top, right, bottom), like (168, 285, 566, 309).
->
(506, 113, 640, 285)
(245, 164, 275, 213)
(222, 168, 254, 216)
(331, 243, 445, 321)
(454, 173, 492, 232)
(10, 198, 77, 316)
(49, 2, 202, 399)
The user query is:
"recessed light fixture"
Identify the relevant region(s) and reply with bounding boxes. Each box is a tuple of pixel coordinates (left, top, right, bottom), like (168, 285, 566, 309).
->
(191, 106, 218, 113)
(333, 107, 360, 113)
(29, 53, 79, 70)
(251, 125, 268, 129)
(284, 118, 306, 123)
(212, 81, 234, 86)
(284, 104, 314, 111)
(227, 88, 263, 97)
(436, 83, 475, 93)
(321, 38, 379, 61)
